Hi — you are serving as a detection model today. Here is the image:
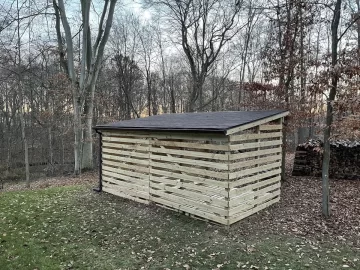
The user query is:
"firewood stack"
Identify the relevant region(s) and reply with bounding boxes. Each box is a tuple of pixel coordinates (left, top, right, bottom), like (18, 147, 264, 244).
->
(329, 140, 360, 179)
(292, 139, 360, 179)
(292, 139, 323, 177)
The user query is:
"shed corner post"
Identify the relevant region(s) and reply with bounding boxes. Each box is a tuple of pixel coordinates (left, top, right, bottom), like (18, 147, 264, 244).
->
(226, 133, 231, 229)
(148, 135, 152, 204)
(280, 117, 286, 182)
(93, 129, 103, 192)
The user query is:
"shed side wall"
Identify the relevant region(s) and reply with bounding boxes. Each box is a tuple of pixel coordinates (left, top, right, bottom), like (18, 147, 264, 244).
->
(227, 119, 283, 224)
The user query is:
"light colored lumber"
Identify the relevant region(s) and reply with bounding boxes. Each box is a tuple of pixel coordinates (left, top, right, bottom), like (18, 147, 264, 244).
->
(102, 148, 149, 159)
(102, 136, 150, 145)
(151, 196, 228, 225)
(102, 142, 149, 152)
(229, 168, 281, 188)
(150, 175, 228, 196)
(229, 182, 280, 207)
(103, 176, 149, 192)
(150, 168, 228, 188)
(102, 165, 148, 180)
(152, 140, 228, 151)
(103, 153, 149, 166)
(102, 159, 149, 173)
(150, 160, 228, 179)
(103, 182, 149, 199)
(229, 191, 280, 218)
(102, 171, 148, 186)
(150, 147, 228, 161)
(150, 176, 179, 186)
(259, 124, 283, 131)
(229, 140, 281, 151)
(229, 175, 280, 196)
(229, 155, 281, 170)
(102, 131, 150, 138)
(148, 132, 227, 141)
(150, 190, 228, 216)
(229, 147, 281, 160)
(229, 132, 282, 142)
(150, 154, 228, 170)
(150, 182, 228, 207)
(103, 186, 149, 205)
(229, 161, 281, 180)
(226, 112, 289, 135)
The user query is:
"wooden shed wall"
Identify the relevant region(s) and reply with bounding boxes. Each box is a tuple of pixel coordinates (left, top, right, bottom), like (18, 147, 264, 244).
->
(101, 131, 230, 224)
(100, 119, 283, 226)
(227, 121, 283, 225)
(149, 132, 229, 224)
(102, 132, 150, 204)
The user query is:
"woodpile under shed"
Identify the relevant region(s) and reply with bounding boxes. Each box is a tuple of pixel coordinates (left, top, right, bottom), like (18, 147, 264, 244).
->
(292, 139, 360, 179)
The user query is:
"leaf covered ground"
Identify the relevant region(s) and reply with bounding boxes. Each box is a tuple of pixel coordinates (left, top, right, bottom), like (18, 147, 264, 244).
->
(1, 155, 360, 269)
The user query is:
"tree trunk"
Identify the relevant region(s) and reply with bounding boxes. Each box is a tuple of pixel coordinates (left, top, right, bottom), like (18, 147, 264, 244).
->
(73, 96, 82, 175)
(322, 0, 341, 218)
(81, 84, 96, 170)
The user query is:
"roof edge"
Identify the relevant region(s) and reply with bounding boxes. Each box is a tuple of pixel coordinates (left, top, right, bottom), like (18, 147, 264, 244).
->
(226, 111, 289, 135)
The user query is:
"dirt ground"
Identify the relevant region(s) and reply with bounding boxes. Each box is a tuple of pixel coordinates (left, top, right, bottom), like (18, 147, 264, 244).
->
(3, 154, 360, 247)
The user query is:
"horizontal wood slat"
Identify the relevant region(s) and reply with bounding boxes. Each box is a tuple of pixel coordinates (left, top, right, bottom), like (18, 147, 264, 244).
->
(103, 153, 149, 166)
(103, 186, 149, 205)
(103, 176, 149, 193)
(229, 161, 281, 180)
(229, 175, 280, 196)
(152, 140, 228, 151)
(150, 176, 228, 197)
(103, 182, 149, 200)
(229, 140, 282, 151)
(259, 124, 283, 131)
(229, 155, 282, 170)
(150, 168, 228, 188)
(230, 148, 281, 160)
(102, 170, 148, 186)
(229, 182, 281, 208)
(229, 168, 281, 188)
(151, 196, 228, 225)
(150, 189, 228, 216)
(150, 160, 228, 180)
(102, 136, 150, 144)
(150, 182, 228, 207)
(150, 154, 227, 170)
(103, 159, 149, 173)
(102, 142, 149, 152)
(229, 193, 280, 223)
(151, 147, 228, 160)
(229, 132, 282, 142)
(102, 148, 149, 159)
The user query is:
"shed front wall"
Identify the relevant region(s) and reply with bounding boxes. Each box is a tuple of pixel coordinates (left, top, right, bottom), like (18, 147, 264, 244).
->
(101, 130, 230, 225)
(100, 118, 283, 226)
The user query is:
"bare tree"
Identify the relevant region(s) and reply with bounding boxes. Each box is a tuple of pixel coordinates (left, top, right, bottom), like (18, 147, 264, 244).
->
(52, 0, 117, 174)
(148, 0, 244, 111)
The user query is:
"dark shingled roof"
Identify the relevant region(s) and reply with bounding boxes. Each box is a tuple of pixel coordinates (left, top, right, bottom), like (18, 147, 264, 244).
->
(95, 110, 288, 134)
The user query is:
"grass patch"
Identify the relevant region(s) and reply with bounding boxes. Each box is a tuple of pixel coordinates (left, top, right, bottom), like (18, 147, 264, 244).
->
(0, 186, 359, 269)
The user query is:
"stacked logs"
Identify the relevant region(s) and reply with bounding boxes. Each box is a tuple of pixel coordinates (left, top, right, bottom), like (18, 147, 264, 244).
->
(292, 139, 323, 177)
(292, 139, 360, 179)
(329, 141, 360, 179)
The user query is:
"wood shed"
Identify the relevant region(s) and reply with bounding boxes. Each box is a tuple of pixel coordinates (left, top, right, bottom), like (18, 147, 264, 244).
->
(94, 110, 289, 225)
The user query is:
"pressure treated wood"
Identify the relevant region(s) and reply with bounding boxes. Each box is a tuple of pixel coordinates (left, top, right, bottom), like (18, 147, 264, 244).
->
(100, 117, 284, 226)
